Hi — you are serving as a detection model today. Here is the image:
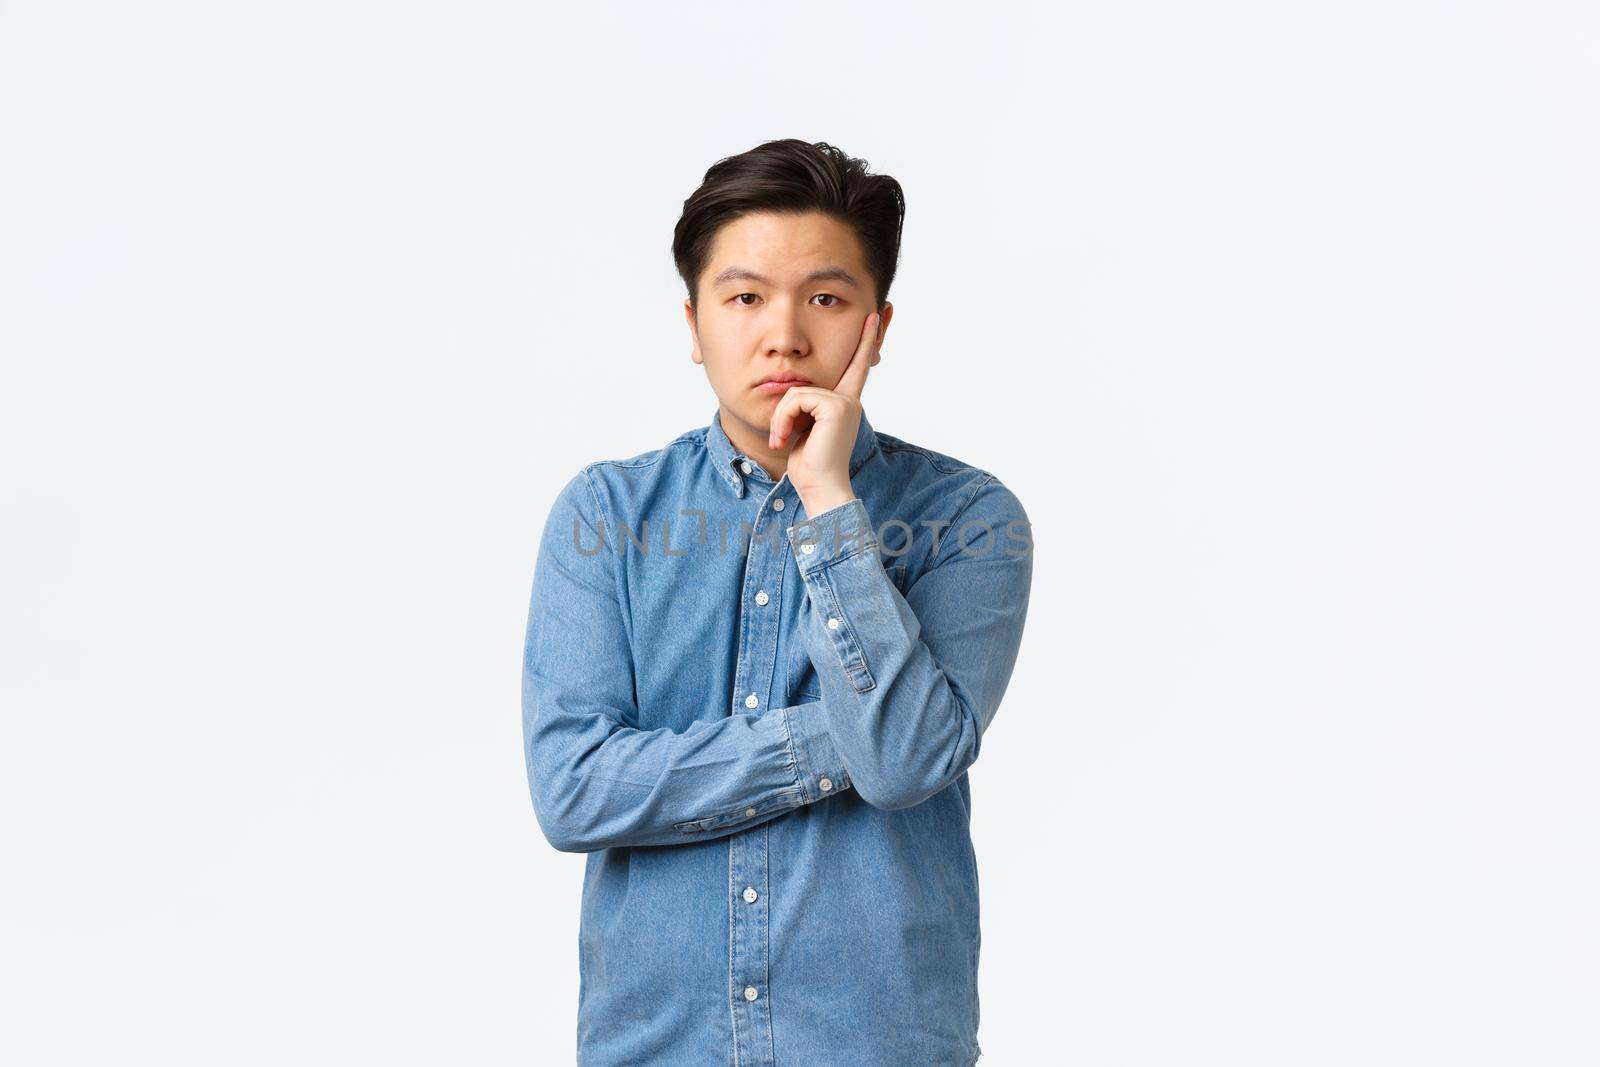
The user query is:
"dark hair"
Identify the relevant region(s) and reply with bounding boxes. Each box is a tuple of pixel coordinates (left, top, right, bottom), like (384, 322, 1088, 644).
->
(672, 138, 905, 313)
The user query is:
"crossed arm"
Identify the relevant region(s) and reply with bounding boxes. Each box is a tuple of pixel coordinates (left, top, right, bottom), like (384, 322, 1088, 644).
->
(520, 468, 1033, 853)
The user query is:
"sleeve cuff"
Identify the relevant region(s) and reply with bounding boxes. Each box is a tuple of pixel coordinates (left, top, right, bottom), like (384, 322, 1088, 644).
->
(787, 497, 877, 576)
(781, 702, 853, 803)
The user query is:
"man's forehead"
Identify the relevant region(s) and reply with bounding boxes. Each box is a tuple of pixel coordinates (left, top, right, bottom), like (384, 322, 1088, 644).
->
(703, 212, 868, 283)
(707, 263, 864, 290)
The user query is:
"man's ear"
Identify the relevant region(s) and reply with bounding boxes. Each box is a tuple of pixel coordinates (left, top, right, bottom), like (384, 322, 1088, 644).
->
(871, 301, 894, 366)
(684, 298, 703, 366)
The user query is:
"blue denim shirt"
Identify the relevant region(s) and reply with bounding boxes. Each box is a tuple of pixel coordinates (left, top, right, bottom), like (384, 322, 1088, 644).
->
(521, 406, 1033, 1066)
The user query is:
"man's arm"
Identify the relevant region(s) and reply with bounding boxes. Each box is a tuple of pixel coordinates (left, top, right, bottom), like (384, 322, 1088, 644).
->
(787, 479, 1033, 811)
(521, 469, 852, 853)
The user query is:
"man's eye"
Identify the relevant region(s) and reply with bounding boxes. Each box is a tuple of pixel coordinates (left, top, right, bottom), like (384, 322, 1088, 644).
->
(731, 293, 839, 307)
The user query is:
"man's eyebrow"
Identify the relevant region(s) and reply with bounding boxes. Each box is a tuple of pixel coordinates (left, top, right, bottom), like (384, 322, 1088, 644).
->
(709, 265, 862, 289)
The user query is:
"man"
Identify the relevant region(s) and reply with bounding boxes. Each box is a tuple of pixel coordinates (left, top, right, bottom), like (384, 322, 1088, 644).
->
(521, 138, 1033, 1066)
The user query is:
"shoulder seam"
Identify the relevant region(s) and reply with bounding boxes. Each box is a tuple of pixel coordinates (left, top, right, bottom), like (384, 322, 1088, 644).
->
(582, 428, 704, 474)
(575, 465, 613, 535)
(876, 437, 984, 478)
(947, 472, 998, 535)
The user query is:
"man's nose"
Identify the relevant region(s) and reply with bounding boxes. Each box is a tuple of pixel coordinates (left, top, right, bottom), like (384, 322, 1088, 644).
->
(761, 301, 809, 358)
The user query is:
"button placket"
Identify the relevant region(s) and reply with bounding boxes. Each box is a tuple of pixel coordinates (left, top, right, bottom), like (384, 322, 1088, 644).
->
(732, 500, 784, 717)
(727, 492, 787, 1067)
(729, 824, 774, 1064)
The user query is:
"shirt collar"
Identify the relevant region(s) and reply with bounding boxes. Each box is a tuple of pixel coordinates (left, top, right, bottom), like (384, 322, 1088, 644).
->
(705, 404, 880, 499)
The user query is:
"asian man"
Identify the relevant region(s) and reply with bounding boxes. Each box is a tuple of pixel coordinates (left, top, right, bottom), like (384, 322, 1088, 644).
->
(521, 138, 1033, 1066)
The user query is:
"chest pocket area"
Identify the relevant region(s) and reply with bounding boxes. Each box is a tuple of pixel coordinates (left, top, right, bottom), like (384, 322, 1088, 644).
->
(790, 559, 908, 702)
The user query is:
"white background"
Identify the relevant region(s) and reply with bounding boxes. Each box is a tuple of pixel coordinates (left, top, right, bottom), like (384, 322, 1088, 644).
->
(3, 2, 1596, 1063)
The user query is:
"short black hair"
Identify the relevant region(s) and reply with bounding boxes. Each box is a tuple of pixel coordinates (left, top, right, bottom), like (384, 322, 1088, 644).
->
(672, 138, 905, 314)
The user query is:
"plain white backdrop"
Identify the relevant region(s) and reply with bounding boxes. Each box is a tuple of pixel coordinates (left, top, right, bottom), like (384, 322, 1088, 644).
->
(3, 2, 1596, 1063)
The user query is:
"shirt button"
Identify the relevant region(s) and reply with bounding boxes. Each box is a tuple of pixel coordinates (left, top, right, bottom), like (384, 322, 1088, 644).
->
(800, 543, 815, 555)
(819, 777, 833, 792)
(755, 590, 769, 606)
(743, 886, 758, 903)
(772, 497, 785, 511)
(827, 617, 840, 629)
(743, 986, 759, 1002)
(745, 807, 757, 817)
(739, 460, 753, 475)
(744, 692, 759, 709)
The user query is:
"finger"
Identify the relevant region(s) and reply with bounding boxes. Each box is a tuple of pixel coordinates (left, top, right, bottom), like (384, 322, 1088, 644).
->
(790, 421, 813, 451)
(771, 388, 822, 446)
(769, 387, 794, 446)
(769, 386, 802, 447)
(770, 386, 823, 446)
(833, 312, 878, 400)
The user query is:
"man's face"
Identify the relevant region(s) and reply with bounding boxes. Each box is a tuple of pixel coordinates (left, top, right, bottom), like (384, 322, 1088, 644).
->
(685, 210, 892, 450)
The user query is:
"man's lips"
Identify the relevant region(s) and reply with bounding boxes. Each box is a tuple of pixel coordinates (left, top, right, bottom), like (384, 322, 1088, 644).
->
(755, 376, 811, 393)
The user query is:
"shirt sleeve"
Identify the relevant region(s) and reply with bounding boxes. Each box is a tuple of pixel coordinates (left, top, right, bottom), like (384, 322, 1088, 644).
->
(786, 479, 1034, 811)
(521, 469, 853, 853)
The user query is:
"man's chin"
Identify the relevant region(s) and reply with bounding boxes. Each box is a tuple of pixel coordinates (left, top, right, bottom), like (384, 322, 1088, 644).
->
(716, 398, 765, 433)
(738, 394, 781, 422)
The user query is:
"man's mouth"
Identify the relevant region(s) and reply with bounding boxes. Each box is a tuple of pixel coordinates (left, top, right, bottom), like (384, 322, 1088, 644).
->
(756, 374, 811, 393)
